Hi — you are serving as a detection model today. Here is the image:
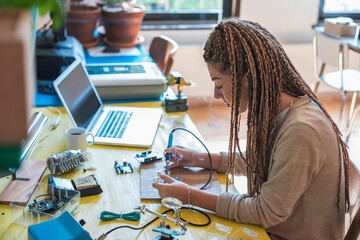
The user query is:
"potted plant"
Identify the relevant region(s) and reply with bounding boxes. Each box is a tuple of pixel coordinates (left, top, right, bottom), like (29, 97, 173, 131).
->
(100, 0, 145, 47)
(65, 0, 101, 48)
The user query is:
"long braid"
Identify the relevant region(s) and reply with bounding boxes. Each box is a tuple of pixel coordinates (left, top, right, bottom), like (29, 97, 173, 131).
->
(203, 18, 349, 210)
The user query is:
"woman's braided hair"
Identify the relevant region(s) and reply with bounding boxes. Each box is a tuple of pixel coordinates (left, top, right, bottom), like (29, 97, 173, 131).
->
(203, 18, 349, 210)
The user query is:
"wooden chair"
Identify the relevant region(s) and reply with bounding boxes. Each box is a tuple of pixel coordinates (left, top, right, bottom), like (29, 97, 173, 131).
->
(149, 35, 178, 77)
(313, 31, 360, 143)
(344, 160, 360, 240)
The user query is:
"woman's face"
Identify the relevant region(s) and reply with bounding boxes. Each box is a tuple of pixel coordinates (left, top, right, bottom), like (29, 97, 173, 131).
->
(207, 62, 249, 113)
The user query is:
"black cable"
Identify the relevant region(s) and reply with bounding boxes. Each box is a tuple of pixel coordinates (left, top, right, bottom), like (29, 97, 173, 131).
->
(180, 206, 211, 227)
(104, 207, 211, 237)
(168, 127, 213, 190)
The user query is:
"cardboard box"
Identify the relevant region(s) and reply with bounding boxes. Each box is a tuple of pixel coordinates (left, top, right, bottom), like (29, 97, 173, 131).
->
(0, 10, 34, 145)
(324, 17, 359, 38)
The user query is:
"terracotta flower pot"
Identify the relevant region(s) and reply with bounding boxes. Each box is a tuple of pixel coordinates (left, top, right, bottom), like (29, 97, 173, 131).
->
(66, 5, 101, 44)
(102, 6, 145, 44)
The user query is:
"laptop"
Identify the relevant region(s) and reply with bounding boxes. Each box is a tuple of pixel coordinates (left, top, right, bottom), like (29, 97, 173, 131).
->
(53, 59, 163, 148)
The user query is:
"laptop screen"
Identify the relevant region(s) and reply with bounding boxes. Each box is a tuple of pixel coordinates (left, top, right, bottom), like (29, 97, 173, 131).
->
(56, 62, 101, 129)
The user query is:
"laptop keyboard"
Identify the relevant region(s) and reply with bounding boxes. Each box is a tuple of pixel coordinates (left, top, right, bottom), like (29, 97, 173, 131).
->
(96, 110, 133, 139)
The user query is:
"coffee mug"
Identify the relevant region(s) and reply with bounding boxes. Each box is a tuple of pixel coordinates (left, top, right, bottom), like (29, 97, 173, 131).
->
(65, 127, 95, 151)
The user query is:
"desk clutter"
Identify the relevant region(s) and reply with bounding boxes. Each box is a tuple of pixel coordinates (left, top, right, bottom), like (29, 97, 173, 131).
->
(1, 98, 268, 239)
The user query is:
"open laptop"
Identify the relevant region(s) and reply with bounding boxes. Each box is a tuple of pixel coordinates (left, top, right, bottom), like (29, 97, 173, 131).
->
(53, 59, 163, 148)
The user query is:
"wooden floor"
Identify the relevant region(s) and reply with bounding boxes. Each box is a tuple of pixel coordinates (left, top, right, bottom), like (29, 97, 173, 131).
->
(187, 96, 360, 171)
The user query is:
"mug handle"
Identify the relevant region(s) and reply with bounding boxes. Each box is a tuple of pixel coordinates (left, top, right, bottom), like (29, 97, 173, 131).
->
(86, 132, 95, 146)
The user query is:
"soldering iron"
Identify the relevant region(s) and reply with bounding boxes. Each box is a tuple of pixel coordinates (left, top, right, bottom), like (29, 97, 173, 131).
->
(164, 127, 212, 190)
(164, 131, 174, 175)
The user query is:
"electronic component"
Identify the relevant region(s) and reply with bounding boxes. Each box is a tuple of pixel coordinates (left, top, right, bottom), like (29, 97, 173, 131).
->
(135, 151, 163, 164)
(163, 71, 194, 113)
(83, 164, 97, 172)
(46, 149, 88, 175)
(48, 175, 103, 197)
(114, 160, 133, 174)
(50, 176, 76, 191)
(28, 194, 71, 214)
(28, 210, 92, 240)
(73, 175, 98, 190)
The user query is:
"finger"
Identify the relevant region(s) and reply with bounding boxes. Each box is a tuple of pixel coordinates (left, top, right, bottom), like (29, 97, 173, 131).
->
(168, 162, 180, 169)
(163, 162, 178, 169)
(164, 147, 175, 155)
(152, 181, 161, 189)
(153, 180, 168, 189)
(173, 145, 185, 149)
(158, 173, 175, 183)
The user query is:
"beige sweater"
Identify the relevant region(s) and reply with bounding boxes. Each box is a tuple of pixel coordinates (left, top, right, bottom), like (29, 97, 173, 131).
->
(216, 96, 345, 240)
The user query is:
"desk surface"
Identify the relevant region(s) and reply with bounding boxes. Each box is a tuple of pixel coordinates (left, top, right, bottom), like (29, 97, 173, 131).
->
(0, 101, 269, 240)
(314, 25, 360, 53)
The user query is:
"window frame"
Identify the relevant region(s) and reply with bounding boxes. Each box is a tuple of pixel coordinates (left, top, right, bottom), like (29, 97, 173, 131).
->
(318, 0, 360, 21)
(141, 0, 234, 30)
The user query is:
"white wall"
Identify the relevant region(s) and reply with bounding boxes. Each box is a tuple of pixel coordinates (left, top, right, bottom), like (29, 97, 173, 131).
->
(239, 0, 320, 44)
(140, 0, 360, 99)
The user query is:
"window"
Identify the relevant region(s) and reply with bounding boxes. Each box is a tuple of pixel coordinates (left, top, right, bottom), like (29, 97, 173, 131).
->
(138, 0, 235, 30)
(319, 0, 360, 20)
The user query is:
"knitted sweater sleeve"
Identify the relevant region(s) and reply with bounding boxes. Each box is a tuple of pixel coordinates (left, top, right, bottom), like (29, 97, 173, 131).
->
(216, 123, 324, 228)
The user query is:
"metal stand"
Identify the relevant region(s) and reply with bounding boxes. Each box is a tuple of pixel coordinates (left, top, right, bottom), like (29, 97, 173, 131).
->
(135, 198, 187, 240)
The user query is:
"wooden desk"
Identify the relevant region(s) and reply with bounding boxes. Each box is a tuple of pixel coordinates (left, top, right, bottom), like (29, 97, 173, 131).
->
(314, 26, 360, 53)
(0, 101, 270, 240)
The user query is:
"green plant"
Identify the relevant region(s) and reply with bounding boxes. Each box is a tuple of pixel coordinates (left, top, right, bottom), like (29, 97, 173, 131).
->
(0, 0, 64, 29)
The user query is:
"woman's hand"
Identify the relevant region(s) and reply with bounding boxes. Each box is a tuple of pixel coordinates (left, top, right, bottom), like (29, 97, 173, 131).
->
(165, 146, 206, 169)
(152, 172, 190, 204)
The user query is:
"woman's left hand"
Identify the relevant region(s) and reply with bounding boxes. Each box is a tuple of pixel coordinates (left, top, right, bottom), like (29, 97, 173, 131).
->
(152, 172, 190, 204)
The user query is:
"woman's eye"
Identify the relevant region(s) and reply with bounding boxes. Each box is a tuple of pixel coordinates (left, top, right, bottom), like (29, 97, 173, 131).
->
(216, 85, 222, 90)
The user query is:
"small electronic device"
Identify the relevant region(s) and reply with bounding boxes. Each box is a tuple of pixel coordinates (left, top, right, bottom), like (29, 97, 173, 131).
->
(46, 149, 88, 175)
(163, 71, 194, 113)
(48, 175, 103, 197)
(28, 211, 92, 240)
(28, 194, 71, 214)
(114, 160, 133, 174)
(85, 62, 166, 100)
(135, 151, 163, 164)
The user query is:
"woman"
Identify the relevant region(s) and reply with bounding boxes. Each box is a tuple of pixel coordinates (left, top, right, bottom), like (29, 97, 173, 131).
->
(153, 18, 349, 239)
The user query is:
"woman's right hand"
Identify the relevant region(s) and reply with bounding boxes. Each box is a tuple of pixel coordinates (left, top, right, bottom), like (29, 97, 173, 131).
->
(164, 146, 206, 169)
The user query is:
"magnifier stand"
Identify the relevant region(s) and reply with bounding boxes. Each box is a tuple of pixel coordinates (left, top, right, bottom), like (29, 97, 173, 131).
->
(134, 198, 187, 240)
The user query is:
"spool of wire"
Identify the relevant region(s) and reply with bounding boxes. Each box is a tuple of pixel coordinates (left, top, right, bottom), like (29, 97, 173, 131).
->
(46, 149, 88, 175)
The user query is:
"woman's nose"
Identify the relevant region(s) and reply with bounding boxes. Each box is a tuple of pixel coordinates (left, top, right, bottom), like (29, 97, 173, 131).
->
(214, 88, 221, 99)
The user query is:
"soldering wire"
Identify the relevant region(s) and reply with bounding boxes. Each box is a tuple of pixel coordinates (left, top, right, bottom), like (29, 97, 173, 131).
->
(168, 127, 213, 190)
